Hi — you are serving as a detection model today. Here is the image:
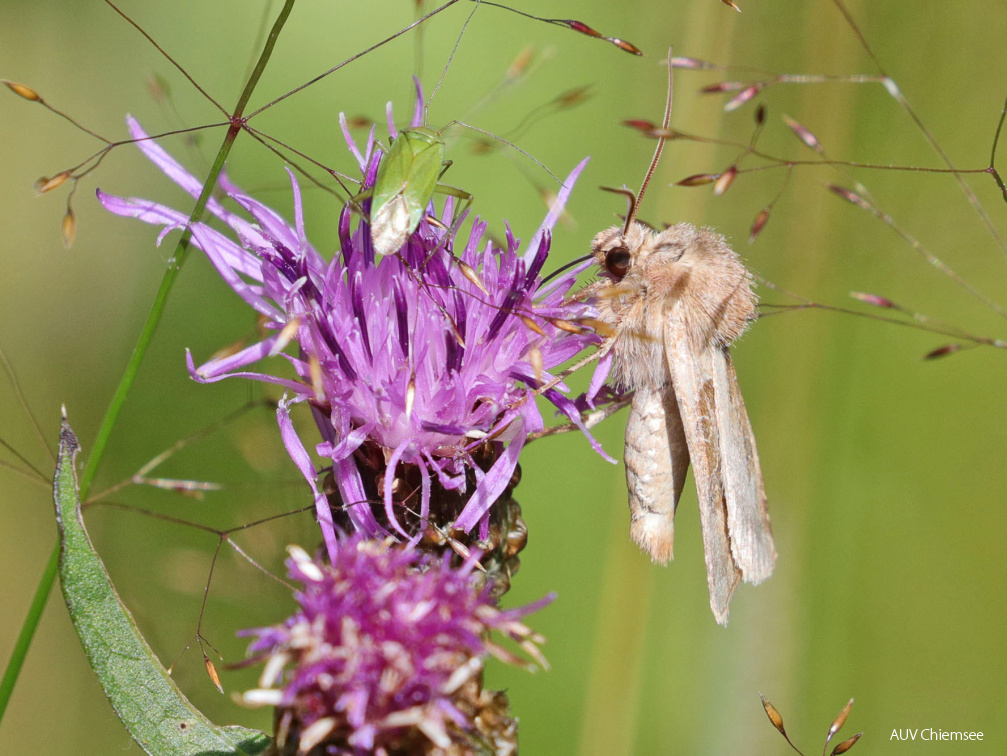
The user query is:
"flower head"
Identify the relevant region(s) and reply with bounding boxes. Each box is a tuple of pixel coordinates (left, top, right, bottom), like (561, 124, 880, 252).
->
(242, 537, 550, 754)
(98, 109, 610, 560)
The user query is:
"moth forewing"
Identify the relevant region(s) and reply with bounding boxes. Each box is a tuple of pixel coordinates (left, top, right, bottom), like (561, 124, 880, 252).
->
(663, 314, 743, 625)
(713, 350, 775, 583)
(624, 382, 689, 565)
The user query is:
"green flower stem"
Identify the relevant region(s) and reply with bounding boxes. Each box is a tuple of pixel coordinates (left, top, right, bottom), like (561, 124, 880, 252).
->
(0, 546, 58, 722)
(0, 0, 298, 724)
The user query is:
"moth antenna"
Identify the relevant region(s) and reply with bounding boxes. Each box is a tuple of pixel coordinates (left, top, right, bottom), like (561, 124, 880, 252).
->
(626, 47, 675, 232)
(600, 185, 638, 233)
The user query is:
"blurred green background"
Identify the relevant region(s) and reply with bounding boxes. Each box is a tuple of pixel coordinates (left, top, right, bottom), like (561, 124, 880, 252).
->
(2, 0, 1006, 753)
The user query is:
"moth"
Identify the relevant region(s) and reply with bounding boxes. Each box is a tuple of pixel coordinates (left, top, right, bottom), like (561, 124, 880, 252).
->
(583, 56, 775, 625)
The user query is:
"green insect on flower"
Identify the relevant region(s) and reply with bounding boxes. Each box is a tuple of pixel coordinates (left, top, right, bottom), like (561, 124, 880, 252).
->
(369, 124, 472, 257)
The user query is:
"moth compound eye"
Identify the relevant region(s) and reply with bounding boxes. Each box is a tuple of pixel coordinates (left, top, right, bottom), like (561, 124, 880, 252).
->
(605, 246, 631, 279)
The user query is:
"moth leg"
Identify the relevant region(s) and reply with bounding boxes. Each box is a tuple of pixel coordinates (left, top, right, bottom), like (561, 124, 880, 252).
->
(624, 381, 689, 565)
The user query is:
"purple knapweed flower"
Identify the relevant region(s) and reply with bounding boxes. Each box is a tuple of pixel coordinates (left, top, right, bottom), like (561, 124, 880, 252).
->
(98, 112, 611, 561)
(241, 536, 551, 754)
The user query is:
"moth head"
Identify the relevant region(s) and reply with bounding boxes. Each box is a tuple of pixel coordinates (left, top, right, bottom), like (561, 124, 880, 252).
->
(604, 244, 631, 280)
(591, 222, 652, 282)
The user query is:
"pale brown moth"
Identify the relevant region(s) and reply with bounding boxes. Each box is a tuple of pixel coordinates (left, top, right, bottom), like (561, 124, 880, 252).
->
(582, 53, 775, 625)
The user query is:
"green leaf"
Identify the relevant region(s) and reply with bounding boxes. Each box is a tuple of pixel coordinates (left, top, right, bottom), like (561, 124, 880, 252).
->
(54, 415, 271, 756)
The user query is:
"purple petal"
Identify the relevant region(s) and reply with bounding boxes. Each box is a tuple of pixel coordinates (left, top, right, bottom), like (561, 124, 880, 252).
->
(453, 419, 526, 532)
(586, 350, 614, 406)
(194, 337, 282, 378)
(333, 456, 386, 537)
(521, 157, 589, 263)
(186, 350, 309, 393)
(385, 101, 397, 139)
(277, 396, 338, 560)
(125, 116, 239, 228)
(382, 439, 415, 538)
(542, 386, 615, 463)
(339, 112, 367, 170)
(410, 76, 425, 128)
(315, 423, 374, 462)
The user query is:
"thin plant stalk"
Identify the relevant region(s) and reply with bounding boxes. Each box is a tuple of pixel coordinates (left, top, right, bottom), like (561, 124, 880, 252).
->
(0, 0, 298, 724)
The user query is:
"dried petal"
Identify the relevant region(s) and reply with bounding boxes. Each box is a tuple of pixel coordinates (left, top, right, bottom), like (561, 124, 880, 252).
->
(724, 84, 763, 111)
(345, 114, 373, 129)
(146, 73, 170, 102)
(645, 127, 678, 140)
(36, 171, 72, 194)
(749, 208, 770, 243)
(578, 318, 615, 339)
(557, 85, 592, 108)
(882, 76, 901, 98)
(256, 312, 271, 339)
(827, 698, 855, 743)
(308, 353, 324, 402)
(2, 79, 41, 101)
(760, 692, 787, 736)
(831, 732, 863, 755)
(209, 336, 249, 362)
(61, 207, 76, 250)
(405, 373, 416, 419)
(783, 114, 825, 153)
(923, 343, 962, 360)
(445, 312, 467, 349)
(827, 184, 874, 212)
(558, 20, 642, 54)
(700, 81, 748, 94)
(518, 314, 545, 336)
(469, 138, 495, 155)
(269, 315, 302, 356)
(458, 259, 489, 295)
(299, 718, 337, 753)
(623, 119, 656, 133)
(676, 173, 718, 187)
(507, 46, 535, 81)
(564, 19, 601, 38)
(609, 37, 642, 55)
(242, 688, 284, 707)
(849, 291, 895, 308)
(528, 345, 544, 385)
(669, 56, 714, 70)
(713, 165, 738, 196)
(545, 317, 586, 334)
(204, 657, 224, 694)
(441, 657, 483, 696)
